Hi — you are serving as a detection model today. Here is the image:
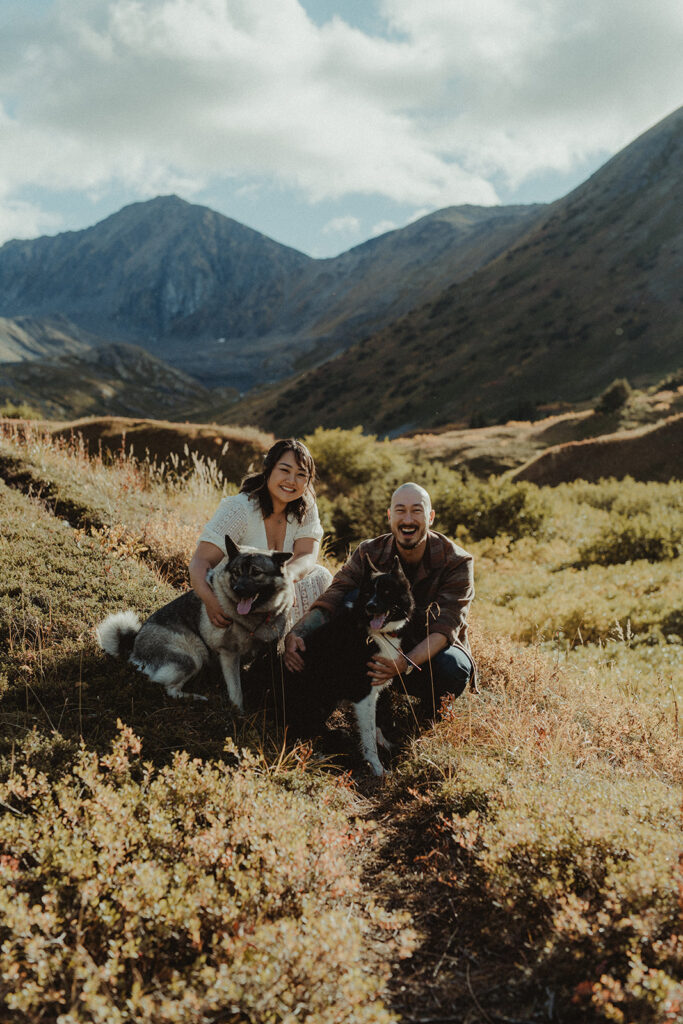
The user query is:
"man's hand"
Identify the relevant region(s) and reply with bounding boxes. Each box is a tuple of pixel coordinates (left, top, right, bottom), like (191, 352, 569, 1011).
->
(284, 632, 306, 672)
(368, 653, 409, 686)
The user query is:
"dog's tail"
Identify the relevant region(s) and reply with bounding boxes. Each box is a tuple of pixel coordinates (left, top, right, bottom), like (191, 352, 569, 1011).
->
(96, 610, 142, 659)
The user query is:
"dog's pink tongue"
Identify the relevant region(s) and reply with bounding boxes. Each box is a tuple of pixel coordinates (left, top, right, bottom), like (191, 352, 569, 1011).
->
(237, 597, 256, 615)
(370, 613, 387, 630)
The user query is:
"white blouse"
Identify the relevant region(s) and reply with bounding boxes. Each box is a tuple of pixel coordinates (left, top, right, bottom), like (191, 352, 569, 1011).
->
(199, 491, 324, 555)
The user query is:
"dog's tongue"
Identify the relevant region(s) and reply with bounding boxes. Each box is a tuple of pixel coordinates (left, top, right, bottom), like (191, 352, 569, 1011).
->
(370, 613, 388, 630)
(237, 596, 256, 615)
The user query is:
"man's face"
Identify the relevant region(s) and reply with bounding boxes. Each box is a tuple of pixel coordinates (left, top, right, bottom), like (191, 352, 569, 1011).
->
(388, 486, 435, 551)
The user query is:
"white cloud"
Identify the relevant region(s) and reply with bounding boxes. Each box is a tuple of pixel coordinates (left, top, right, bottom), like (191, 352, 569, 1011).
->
(0, 198, 63, 242)
(0, 0, 681, 243)
(370, 219, 397, 236)
(322, 215, 361, 235)
(380, 0, 683, 186)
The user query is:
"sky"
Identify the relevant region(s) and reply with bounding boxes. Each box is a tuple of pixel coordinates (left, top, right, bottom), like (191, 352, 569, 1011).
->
(0, 0, 682, 258)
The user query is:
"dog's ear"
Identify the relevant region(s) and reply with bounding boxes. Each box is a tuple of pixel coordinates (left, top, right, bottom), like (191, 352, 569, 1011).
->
(271, 551, 293, 574)
(365, 555, 381, 577)
(392, 555, 408, 582)
(224, 535, 241, 561)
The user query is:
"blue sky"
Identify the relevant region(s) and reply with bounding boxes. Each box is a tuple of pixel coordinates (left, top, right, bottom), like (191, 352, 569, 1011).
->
(1, 0, 682, 257)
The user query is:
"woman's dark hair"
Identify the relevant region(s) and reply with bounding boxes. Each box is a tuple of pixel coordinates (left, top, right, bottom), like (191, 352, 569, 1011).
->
(240, 438, 316, 523)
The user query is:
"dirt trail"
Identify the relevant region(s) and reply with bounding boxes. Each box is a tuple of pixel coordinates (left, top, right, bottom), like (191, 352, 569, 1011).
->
(356, 781, 542, 1024)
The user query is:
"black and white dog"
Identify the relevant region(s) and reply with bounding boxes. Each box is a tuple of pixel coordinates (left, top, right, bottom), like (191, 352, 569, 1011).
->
(280, 555, 415, 775)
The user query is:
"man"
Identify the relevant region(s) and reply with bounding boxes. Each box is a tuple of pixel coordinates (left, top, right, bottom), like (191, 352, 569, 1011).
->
(284, 482, 475, 708)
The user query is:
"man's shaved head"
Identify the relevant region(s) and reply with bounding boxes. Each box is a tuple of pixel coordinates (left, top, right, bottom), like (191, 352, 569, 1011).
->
(390, 482, 432, 513)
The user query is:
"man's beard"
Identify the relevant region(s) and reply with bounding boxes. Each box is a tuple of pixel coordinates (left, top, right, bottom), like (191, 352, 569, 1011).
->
(393, 525, 427, 550)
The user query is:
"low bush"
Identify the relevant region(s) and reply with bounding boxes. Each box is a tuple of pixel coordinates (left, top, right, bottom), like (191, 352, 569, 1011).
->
(0, 725, 409, 1023)
(579, 511, 682, 565)
(433, 474, 549, 542)
(557, 478, 683, 519)
(305, 425, 412, 496)
(596, 377, 632, 414)
(0, 401, 41, 419)
(306, 427, 549, 552)
(384, 627, 683, 1022)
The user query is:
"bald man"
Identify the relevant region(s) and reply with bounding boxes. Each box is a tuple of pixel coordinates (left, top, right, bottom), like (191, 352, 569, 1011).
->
(284, 482, 475, 711)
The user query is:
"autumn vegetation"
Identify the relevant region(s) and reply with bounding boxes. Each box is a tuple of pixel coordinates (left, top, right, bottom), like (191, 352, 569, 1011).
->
(0, 417, 680, 1023)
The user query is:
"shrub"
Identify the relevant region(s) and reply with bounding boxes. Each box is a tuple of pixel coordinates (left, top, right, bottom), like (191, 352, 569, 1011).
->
(654, 367, 683, 390)
(596, 378, 631, 414)
(431, 474, 549, 542)
(305, 427, 549, 552)
(579, 511, 682, 565)
(385, 638, 683, 1024)
(0, 725, 408, 1023)
(304, 425, 411, 496)
(0, 400, 41, 419)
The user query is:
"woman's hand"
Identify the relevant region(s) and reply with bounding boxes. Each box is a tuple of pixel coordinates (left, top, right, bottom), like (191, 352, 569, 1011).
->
(284, 633, 306, 672)
(367, 653, 409, 686)
(205, 593, 232, 629)
(189, 541, 232, 628)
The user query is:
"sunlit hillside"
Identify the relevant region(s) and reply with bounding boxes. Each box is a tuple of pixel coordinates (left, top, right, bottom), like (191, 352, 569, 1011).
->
(0, 419, 680, 1023)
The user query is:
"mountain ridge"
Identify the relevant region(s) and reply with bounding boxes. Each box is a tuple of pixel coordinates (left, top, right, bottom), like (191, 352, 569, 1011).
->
(0, 195, 544, 391)
(225, 105, 683, 434)
(0, 341, 212, 420)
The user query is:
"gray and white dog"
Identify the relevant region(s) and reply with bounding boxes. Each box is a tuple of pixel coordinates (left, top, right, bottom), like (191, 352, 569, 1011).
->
(96, 535, 294, 711)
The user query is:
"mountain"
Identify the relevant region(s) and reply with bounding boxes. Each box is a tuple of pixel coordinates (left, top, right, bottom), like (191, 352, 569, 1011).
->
(280, 203, 544, 368)
(0, 196, 542, 391)
(225, 106, 683, 435)
(0, 315, 97, 362)
(0, 197, 312, 390)
(0, 342, 213, 420)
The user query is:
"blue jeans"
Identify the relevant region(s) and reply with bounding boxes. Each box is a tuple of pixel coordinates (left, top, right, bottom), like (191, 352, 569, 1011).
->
(403, 644, 473, 713)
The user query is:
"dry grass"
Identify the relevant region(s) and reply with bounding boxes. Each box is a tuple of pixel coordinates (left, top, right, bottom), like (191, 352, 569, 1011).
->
(372, 625, 682, 1023)
(0, 420, 680, 1024)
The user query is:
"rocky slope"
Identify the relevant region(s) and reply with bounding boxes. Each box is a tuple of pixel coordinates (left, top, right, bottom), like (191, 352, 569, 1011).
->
(0, 342, 213, 420)
(0, 315, 98, 362)
(226, 106, 683, 434)
(0, 197, 312, 390)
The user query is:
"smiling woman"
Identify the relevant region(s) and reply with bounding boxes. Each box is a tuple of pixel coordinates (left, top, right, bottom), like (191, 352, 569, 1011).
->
(189, 438, 332, 629)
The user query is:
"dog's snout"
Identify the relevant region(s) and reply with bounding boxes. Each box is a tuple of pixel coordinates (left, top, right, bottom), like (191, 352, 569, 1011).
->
(233, 578, 259, 597)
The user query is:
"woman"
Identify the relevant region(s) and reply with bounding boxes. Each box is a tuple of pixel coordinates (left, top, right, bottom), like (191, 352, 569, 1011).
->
(189, 438, 332, 630)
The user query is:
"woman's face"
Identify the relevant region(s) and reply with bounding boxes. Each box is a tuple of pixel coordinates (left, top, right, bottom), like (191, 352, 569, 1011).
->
(266, 451, 309, 507)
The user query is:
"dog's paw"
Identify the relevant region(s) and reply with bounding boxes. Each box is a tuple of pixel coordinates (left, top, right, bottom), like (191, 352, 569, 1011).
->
(376, 726, 393, 752)
(365, 757, 388, 778)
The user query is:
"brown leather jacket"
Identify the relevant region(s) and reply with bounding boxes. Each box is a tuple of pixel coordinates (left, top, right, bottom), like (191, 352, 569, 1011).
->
(312, 531, 474, 659)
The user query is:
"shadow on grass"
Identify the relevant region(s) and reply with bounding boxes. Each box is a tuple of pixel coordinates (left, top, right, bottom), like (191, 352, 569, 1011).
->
(0, 648, 244, 773)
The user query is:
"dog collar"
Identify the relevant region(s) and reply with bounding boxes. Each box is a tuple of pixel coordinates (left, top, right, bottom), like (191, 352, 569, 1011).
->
(247, 611, 272, 637)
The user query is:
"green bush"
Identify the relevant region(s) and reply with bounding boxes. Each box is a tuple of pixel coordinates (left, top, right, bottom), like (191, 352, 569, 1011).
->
(0, 725, 405, 1023)
(306, 428, 548, 553)
(579, 511, 682, 565)
(0, 400, 41, 419)
(559, 478, 683, 518)
(433, 475, 549, 542)
(304, 425, 412, 496)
